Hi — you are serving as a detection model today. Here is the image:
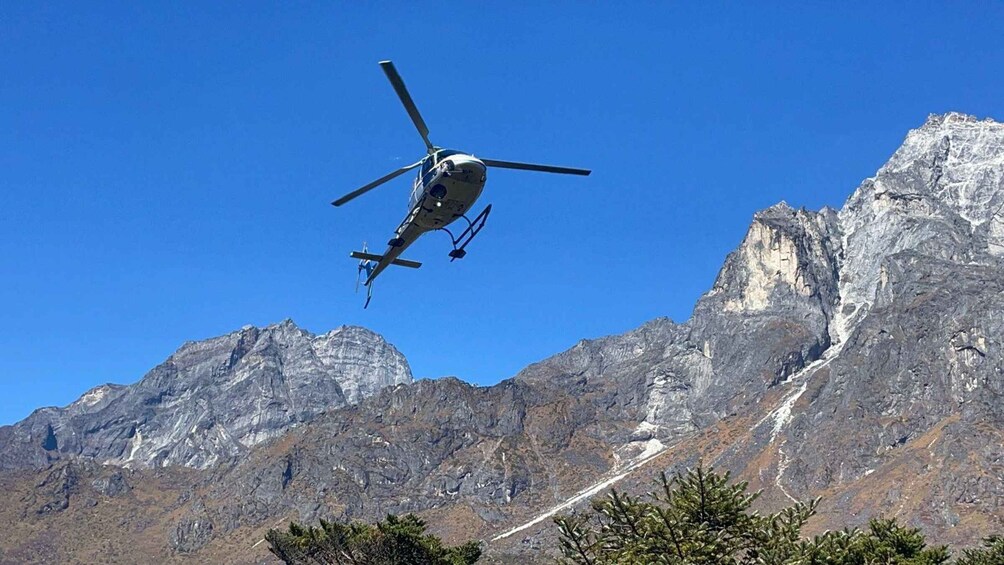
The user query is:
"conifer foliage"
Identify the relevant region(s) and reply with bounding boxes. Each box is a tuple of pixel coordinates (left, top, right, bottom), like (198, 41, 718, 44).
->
(553, 466, 958, 565)
(956, 537, 1004, 565)
(266, 513, 481, 565)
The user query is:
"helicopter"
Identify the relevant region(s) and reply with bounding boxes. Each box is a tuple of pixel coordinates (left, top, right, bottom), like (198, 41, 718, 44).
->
(333, 60, 590, 307)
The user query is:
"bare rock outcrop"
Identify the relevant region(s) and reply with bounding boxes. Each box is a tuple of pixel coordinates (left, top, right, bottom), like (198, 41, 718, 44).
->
(0, 321, 411, 470)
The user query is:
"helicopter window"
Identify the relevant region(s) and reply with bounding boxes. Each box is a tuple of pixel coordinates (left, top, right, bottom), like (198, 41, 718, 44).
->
(420, 157, 433, 176)
(436, 150, 462, 162)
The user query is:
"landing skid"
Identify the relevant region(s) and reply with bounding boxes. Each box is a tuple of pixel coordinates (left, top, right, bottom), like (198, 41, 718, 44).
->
(440, 204, 492, 262)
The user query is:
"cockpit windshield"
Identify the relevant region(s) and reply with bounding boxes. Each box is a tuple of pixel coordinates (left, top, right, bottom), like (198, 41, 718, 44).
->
(419, 150, 464, 180)
(434, 149, 463, 163)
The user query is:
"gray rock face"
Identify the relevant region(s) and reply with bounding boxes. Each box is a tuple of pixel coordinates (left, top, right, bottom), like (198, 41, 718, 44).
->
(91, 470, 130, 497)
(839, 113, 1004, 329)
(514, 201, 843, 448)
(0, 321, 411, 470)
(170, 502, 215, 553)
(609, 112, 1004, 456)
(754, 113, 1004, 519)
(778, 252, 1004, 493)
(489, 112, 1004, 550)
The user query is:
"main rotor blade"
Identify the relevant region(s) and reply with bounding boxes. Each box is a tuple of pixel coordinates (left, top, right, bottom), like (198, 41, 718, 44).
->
(379, 61, 434, 153)
(481, 158, 591, 176)
(332, 159, 424, 207)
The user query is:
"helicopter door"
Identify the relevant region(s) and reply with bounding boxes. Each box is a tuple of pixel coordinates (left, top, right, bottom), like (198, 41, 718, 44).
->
(409, 156, 436, 208)
(409, 179, 421, 208)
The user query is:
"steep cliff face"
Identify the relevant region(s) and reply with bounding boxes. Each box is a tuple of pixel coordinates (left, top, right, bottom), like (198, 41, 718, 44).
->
(839, 113, 1004, 320)
(690, 203, 841, 413)
(512, 200, 844, 455)
(0, 321, 411, 470)
(738, 113, 1004, 527)
(490, 112, 1004, 554)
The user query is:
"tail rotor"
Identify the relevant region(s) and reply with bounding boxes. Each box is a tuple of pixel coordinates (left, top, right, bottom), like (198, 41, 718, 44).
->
(355, 242, 376, 308)
(355, 242, 375, 293)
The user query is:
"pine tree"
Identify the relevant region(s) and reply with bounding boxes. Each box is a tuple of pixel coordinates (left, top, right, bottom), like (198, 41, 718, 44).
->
(955, 536, 1004, 565)
(266, 513, 481, 565)
(798, 519, 949, 565)
(554, 466, 817, 564)
(553, 465, 956, 565)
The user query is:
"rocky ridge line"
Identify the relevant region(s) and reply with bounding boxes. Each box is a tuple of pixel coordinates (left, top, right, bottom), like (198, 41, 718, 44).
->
(0, 320, 412, 470)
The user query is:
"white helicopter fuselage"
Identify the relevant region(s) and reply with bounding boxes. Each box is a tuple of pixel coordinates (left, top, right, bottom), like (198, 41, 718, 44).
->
(366, 152, 487, 283)
(407, 153, 487, 230)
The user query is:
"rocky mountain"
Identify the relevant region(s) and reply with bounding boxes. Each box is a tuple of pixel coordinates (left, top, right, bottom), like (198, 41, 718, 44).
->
(489, 112, 1004, 550)
(0, 113, 1001, 564)
(0, 321, 411, 470)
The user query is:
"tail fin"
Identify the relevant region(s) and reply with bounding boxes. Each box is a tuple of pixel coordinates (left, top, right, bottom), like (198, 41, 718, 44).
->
(354, 243, 376, 294)
(350, 244, 422, 309)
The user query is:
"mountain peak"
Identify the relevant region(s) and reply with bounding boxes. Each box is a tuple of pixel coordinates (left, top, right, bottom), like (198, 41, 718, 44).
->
(883, 112, 1004, 178)
(268, 318, 301, 331)
(834, 111, 1004, 330)
(0, 323, 412, 471)
(761, 200, 793, 212)
(920, 111, 995, 129)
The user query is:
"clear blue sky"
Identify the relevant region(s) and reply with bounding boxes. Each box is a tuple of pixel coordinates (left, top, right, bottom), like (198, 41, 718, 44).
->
(2, 3, 1003, 425)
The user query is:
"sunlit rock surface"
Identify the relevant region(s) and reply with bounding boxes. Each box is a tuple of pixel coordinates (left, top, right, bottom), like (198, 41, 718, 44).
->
(0, 321, 411, 470)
